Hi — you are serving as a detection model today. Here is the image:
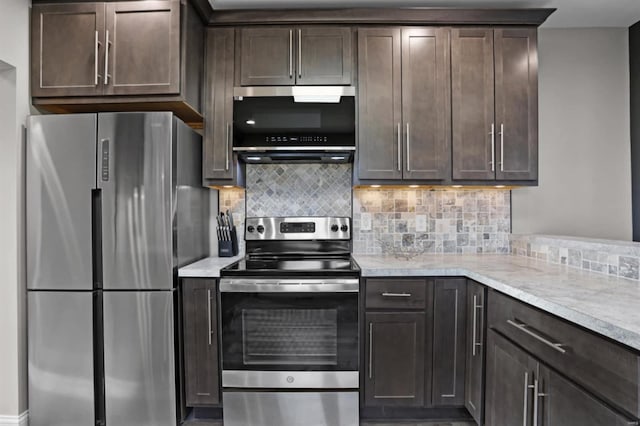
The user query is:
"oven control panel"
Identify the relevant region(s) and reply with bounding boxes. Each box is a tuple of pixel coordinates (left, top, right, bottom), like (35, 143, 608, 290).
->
(245, 217, 350, 241)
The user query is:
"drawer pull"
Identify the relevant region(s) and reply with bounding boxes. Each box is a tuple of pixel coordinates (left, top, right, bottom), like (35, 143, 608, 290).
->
(381, 292, 412, 297)
(507, 319, 567, 354)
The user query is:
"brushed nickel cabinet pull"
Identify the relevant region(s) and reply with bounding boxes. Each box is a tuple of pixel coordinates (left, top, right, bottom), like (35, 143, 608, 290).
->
(523, 371, 534, 426)
(533, 378, 548, 426)
(225, 123, 231, 171)
(298, 29, 302, 79)
(207, 289, 212, 346)
(289, 30, 293, 79)
(368, 322, 373, 379)
(406, 123, 411, 172)
(489, 123, 495, 172)
(500, 123, 505, 171)
(94, 31, 102, 85)
(397, 123, 401, 172)
(507, 319, 567, 354)
(104, 30, 111, 85)
(381, 292, 412, 297)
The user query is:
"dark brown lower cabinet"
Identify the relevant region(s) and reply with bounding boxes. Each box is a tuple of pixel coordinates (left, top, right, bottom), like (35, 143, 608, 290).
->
(485, 330, 536, 426)
(182, 279, 220, 406)
(432, 278, 467, 406)
(537, 365, 636, 426)
(364, 312, 426, 407)
(486, 330, 638, 426)
(464, 280, 486, 424)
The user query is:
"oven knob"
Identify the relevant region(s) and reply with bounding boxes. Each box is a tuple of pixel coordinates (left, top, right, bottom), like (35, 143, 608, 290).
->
(341, 225, 349, 232)
(257, 225, 265, 234)
(331, 224, 339, 232)
(247, 225, 255, 233)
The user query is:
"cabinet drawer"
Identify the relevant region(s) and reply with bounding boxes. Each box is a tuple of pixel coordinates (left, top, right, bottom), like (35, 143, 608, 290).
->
(365, 279, 427, 310)
(488, 290, 640, 418)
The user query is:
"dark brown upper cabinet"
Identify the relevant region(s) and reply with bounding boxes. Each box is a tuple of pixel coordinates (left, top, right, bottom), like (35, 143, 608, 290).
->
(31, 3, 106, 98)
(358, 27, 451, 182)
(204, 28, 237, 183)
(238, 26, 353, 86)
(31, 0, 205, 129)
(452, 27, 538, 182)
(104, 1, 180, 96)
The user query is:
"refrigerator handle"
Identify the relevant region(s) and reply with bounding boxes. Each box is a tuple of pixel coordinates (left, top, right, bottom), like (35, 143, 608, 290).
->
(93, 291, 106, 426)
(91, 189, 103, 290)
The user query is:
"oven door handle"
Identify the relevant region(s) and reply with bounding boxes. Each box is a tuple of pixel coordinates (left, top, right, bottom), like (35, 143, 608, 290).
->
(219, 278, 359, 293)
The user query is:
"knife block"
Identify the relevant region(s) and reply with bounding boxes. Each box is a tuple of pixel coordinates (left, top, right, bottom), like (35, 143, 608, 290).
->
(218, 226, 239, 257)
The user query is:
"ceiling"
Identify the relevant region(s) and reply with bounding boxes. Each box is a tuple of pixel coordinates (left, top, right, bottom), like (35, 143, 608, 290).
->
(208, 0, 640, 28)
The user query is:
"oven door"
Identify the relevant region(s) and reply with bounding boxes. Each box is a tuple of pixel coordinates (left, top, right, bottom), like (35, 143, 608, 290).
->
(220, 278, 359, 389)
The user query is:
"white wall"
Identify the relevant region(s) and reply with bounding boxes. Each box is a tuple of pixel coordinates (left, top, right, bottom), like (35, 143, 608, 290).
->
(0, 0, 31, 417)
(512, 28, 633, 241)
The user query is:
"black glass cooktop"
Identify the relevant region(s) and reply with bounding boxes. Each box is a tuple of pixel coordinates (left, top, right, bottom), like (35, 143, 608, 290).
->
(221, 255, 360, 277)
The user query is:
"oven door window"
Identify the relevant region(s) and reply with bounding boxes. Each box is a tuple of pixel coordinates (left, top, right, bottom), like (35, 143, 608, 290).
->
(221, 292, 358, 371)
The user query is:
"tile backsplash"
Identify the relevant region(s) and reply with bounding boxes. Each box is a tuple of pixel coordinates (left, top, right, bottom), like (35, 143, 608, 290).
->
(245, 164, 352, 217)
(352, 189, 511, 255)
(510, 234, 640, 281)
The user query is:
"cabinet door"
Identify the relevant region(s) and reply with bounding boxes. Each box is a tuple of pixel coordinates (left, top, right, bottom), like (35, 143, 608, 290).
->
(239, 28, 295, 86)
(485, 330, 537, 426)
(494, 28, 538, 181)
(297, 27, 353, 85)
(401, 28, 451, 180)
(432, 278, 467, 406)
(104, 0, 180, 95)
(183, 279, 220, 406)
(536, 364, 636, 426)
(364, 312, 425, 407)
(451, 28, 496, 181)
(465, 281, 486, 424)
(204, 28, 235, 181)
(31, 3, 105, 97)
(357, 28, 403, 180)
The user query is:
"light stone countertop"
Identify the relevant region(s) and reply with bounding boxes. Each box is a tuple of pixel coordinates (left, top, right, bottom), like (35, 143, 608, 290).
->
(178, 254, 244, 278)
(354, 254, 640, 352)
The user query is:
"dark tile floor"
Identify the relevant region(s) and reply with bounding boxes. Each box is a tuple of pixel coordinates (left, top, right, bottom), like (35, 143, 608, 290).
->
(184, 422, 475, 426)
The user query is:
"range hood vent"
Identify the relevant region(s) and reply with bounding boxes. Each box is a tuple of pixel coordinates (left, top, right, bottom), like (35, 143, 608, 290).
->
(236, 148, 354, 164)
(234, 86, 356, 103)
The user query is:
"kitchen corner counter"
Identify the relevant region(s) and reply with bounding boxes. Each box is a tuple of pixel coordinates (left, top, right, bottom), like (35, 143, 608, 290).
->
(353, 254, 640, 352)
(179, 255, 244, 278)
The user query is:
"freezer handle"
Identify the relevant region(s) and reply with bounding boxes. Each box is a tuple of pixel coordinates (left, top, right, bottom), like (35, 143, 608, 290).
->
(91, 189, 103, 290)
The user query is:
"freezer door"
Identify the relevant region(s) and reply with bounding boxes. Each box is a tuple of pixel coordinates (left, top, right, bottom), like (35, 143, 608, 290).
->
(28, 292, 95, 426)
(103, 291, 177, 426)
(97, 112, 174, 290)
(27, 114, 96, 290)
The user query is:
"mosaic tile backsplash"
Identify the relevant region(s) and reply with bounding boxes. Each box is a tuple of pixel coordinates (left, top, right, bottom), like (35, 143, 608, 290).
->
(352, 189, 511, 255)
(511, 234, 640, 281)
(245, 164, 352, 217)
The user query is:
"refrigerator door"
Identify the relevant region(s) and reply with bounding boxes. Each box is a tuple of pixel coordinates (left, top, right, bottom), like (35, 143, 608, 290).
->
(97, 112, 174, 290)
(28, 292, 95, 426)
(26, 114, 96, 290)
(103, 291, 177, 426)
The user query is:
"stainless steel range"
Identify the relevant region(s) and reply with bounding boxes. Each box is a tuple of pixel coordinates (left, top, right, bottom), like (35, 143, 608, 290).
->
(220, 217, 360, 426)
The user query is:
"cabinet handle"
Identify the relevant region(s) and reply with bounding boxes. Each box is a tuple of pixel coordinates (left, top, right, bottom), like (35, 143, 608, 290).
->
(207, 289, 213, 346)
(197, 392, 211, 396)
(104, 30, 111, 85)
(368, 322, 373, 379)
(381, 292, 412, 297)
(298, 29, 302, 79)
(289, 30, 293, 79)
(489, 123, 495, 172)
(507, 319, 567, 354)
(522, 371, 535, 426)
(397, 123, 401, 172)
(472, 295, 483, 356)
(225, 122, 231, 171)
(94, 31, 102, 85)
(533, 378, 548, 426)
(406, 123, 411, 172)
(499, 123, 505, 172)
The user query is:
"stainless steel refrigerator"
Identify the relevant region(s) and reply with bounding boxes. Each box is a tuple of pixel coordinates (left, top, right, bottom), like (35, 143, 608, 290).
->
(26, 112, 209, 426)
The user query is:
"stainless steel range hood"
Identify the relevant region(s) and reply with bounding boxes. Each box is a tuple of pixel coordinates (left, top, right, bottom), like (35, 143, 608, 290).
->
(232, 87, 356, 163)
(234, 86, 356, 103)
